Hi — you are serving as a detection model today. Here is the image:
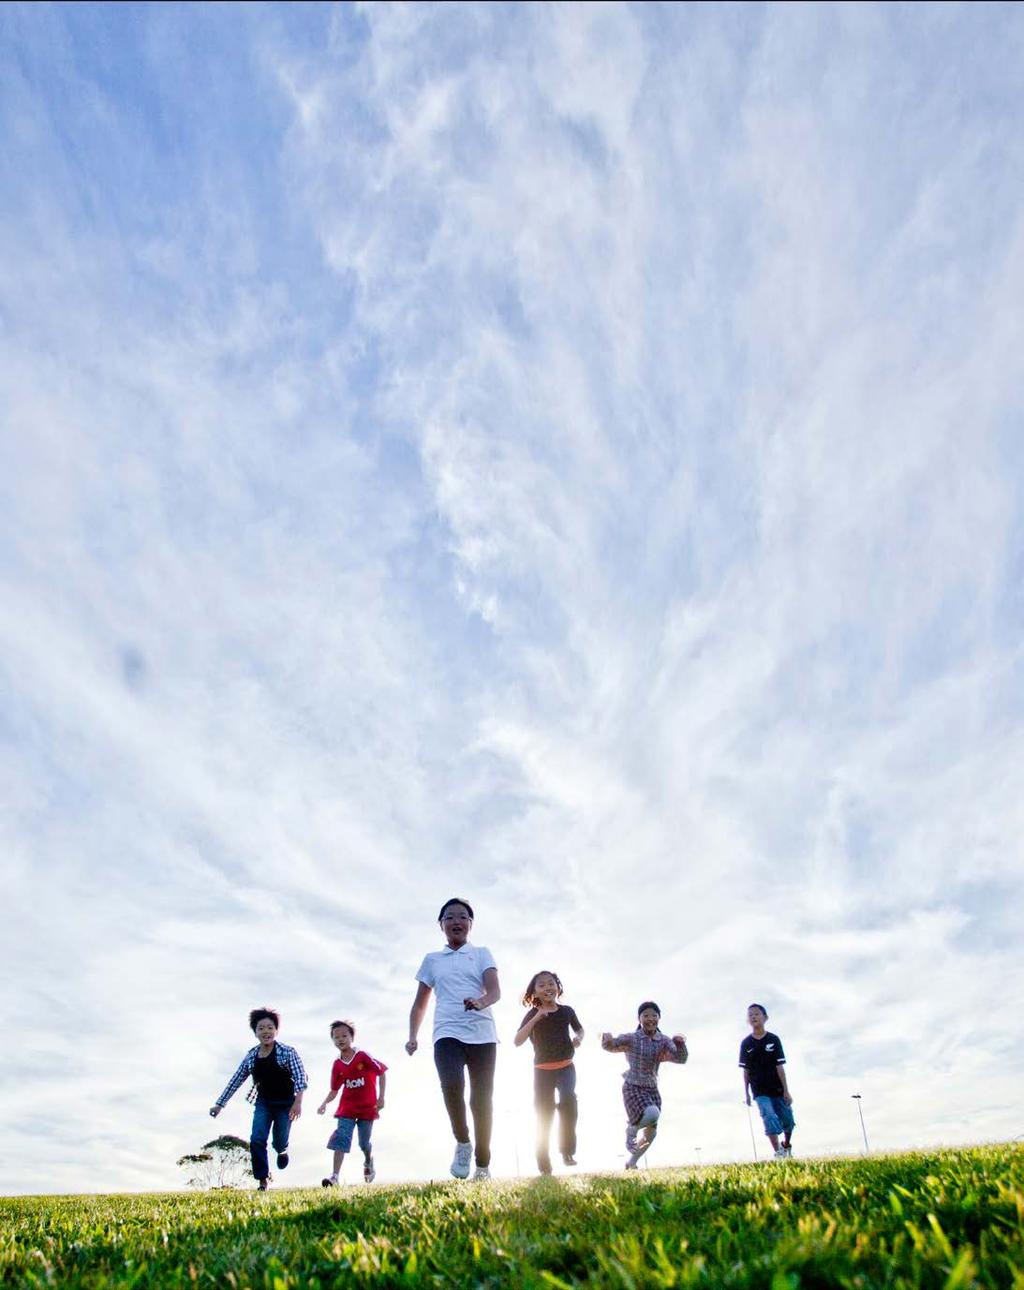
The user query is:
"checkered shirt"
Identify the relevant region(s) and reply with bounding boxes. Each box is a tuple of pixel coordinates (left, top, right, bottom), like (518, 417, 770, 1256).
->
(215, 1042, 308, 1106)
(602, 1028, 687, 1088)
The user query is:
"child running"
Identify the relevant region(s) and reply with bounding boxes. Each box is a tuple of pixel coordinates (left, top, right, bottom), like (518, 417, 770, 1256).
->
(406, 897, 501, 1181)
(739, 1003, 794, 1159)
(317, 1018, 387, 1185)
(601, 1001, 687, 1169)
(209, 1007, 307, 1191)
(514, 970, 584, 1175)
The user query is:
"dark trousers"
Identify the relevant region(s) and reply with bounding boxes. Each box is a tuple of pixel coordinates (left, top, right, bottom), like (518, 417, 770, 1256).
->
(250, 1099, 291, 1181)
(534, 1063, 577, 1169)
(433, 1038, 496, 1167)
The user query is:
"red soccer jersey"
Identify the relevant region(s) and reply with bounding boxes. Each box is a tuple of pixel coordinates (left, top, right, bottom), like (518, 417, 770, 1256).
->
(331, 1051, 387, 1119)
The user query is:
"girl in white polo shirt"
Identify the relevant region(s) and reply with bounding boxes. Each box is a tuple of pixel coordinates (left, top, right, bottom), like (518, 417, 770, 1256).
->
(406, 897, 501, 1180)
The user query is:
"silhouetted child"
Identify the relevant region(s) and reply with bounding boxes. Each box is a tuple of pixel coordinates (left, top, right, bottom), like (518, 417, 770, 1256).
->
(515, 970, 584, 1175)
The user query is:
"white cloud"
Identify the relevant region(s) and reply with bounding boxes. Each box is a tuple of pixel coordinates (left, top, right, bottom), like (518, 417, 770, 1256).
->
(2, 1, 1022, 1193)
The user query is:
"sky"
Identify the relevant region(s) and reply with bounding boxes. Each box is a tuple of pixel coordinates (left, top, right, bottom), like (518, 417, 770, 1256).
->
(2, 1, 1023, 1196)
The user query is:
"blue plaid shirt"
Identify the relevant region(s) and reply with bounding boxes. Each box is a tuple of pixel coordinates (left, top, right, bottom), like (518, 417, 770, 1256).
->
(215, 1042, 308, 1106)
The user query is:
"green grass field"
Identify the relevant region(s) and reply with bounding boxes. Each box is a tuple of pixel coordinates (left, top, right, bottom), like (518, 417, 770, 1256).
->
(3, 1145, 1021, 1288)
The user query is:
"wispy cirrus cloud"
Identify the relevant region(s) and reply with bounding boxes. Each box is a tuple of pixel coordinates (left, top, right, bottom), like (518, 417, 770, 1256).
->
(2, 1, 1022, 1193)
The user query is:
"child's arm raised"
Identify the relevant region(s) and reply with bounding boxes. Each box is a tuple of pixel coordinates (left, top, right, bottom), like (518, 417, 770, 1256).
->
(601, 1032, 630, 1052)
(667, 1033, 688, 1063)
(464, 966, 501, 1012)
(513, 1005, 555, 1046)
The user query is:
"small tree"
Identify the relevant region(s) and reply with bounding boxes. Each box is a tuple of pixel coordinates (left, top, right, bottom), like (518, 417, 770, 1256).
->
(177, 1135, 253, 1189)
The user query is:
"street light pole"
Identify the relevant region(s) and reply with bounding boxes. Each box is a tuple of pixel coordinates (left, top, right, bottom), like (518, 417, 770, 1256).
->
(851, 1094, 869, 1153)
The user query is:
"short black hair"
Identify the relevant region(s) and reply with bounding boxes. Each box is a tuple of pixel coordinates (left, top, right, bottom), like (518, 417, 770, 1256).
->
(637, 1000, 661, 1018)
(438, 897, 474, 922)
(748, 1003, 768, 1017)
(329, 1019, 355, 1038)
(249, 1007, 280, 1032)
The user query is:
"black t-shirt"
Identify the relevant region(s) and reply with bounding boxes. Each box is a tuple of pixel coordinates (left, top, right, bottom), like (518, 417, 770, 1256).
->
(253, 1047, 295, 1103)
(520, 1004, 582, 1065)
(738, 1031, 786, 1098)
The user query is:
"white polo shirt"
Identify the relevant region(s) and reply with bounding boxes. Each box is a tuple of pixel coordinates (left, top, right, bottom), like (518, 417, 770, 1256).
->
(415, 942, 499, 1044)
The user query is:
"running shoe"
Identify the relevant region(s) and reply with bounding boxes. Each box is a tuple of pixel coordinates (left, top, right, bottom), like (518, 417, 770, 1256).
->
(276, 1151, 289, 1170)
(321, 1176, 338, 1188)
(472, 1166, 491, 1181)
(363, 1157, 376, 1183)
(450, 1141, 473, 1179)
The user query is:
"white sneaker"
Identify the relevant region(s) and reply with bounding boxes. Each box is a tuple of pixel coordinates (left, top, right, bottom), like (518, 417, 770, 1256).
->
(773, 1147, 787, 1159)
(472, 1166, 491, 1181)
(451, 1142, 473, 1179)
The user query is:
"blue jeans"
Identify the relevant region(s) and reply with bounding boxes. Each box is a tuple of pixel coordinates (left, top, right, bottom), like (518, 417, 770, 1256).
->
(534, 1064, 577, 1169)
(755, 1095, 795, 1138)
(327, 1117, 374, 1155)
(250, 1099, 292, 1180)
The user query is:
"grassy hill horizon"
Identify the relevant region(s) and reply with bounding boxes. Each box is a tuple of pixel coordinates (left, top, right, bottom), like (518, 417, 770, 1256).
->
(3, 1143, 1020, 1287)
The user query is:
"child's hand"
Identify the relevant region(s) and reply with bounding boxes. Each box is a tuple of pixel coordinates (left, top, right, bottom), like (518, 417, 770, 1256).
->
(672, 1034, 687, 1048)
(405, 1039, 418, 1056)
(377, 1097, 385, 1112)
(783, 1093, 793, 1106)
(317, 1104, 326, 1115)
(601, 1031, 612, 1045)
(572, 1035, 582, 1048)
(464, 996, 481, 1011)
(209, 1105, 221, 1118)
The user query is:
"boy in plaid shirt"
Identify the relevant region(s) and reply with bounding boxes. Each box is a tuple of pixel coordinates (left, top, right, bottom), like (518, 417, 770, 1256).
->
(601, 1001, 688, 1169)
(209, 1007, 307, 1191)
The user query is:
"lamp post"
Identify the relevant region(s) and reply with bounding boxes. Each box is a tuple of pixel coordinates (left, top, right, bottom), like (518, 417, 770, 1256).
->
(851, 1094, 869, 1153)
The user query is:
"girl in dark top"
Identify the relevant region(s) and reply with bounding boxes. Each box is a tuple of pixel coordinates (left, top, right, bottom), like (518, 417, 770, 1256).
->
(514, 970, 584, 1175)
(210, 1007, 308, 1190)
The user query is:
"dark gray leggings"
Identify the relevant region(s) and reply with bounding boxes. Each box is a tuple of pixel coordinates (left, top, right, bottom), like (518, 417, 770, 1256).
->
(433, 1038, 496, 1167)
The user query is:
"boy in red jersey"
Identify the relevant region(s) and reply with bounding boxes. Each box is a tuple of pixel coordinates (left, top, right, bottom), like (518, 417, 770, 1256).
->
(316, 1019, 387, 1184)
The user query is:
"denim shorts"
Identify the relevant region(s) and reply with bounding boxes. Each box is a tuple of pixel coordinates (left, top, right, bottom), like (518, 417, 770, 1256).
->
(327, 1116, 374, 1154)
(755, 1094, 795, 1137)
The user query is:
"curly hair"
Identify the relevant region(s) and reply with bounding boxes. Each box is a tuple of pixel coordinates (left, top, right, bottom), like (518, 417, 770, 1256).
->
(521, 970, 564, 1007)
(248, 1007, 280, 1032)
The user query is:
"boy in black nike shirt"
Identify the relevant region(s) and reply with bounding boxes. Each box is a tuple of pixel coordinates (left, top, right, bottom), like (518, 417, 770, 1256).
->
(739, 1003, 794, 1159)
